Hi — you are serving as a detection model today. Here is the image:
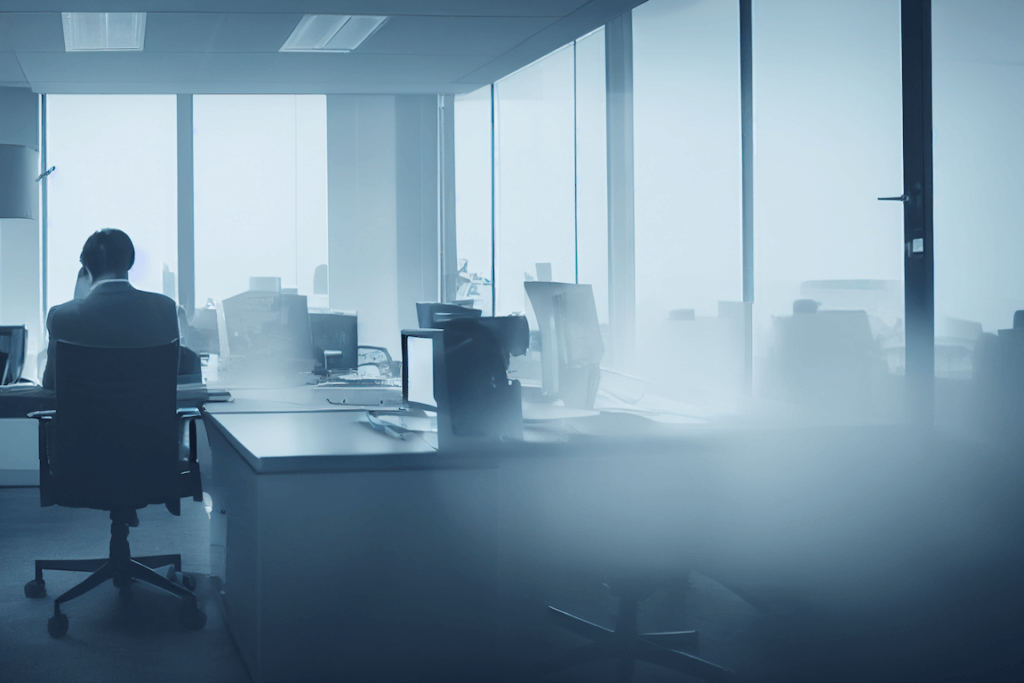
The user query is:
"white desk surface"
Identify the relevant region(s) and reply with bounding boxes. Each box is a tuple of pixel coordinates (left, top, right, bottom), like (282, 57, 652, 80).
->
(202, 409, 446, 474)
(201, 385, 707, 475)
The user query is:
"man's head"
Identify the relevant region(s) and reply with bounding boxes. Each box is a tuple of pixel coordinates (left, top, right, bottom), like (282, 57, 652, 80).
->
(80, 228, 134, 280)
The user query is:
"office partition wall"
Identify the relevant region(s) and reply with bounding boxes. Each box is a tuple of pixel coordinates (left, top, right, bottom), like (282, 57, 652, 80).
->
(46, 95, 177, 308)
(632, 0, 743, 395)
(193, 95, 327, 309)
(751, 0, 905, 420)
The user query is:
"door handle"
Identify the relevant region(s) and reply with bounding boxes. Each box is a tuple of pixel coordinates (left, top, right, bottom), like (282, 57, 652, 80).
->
(877, 194, 909, 202)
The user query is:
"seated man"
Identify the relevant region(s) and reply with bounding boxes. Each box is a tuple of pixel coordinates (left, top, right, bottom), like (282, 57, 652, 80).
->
(42, 228, 179, 390)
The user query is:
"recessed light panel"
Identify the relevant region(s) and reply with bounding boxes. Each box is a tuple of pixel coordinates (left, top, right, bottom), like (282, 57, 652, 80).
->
(62, 12, 147, 52)
(280, 15, 388, 53)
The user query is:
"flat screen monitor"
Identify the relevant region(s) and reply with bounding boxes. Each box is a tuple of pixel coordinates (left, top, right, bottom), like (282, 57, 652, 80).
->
(524, 281, 604, 407)
(401, 329, 446, 412)
(0, 325, 27, 385)
(309, 311, 358, 373)
(188, 308, 220, 354)
(221, 291, 313, 360)
(415, 302, 481, 329)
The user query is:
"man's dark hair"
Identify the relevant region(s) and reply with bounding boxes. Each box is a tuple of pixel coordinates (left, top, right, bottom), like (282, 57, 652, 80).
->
(80, 228, 135, 277)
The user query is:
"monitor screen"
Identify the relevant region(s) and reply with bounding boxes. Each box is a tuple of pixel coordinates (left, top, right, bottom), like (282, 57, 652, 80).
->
(0, 325, 27, 386)
(524, 282, 603, 408)
(221, 291, 313, 360)
(415, 301, 481, 329)
(309, 311, 358, 372)
(402, 329, 444, 411)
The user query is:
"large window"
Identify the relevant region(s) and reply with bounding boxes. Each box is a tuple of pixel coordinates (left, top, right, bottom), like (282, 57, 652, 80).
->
(933, 0, 1024, 348)
(932, 0, 1024, 439)
(193, 95, 328, 310)
(493, 44, 577, 316)
(454, 86, 494, 314)
(575, 28, 609, 325)
(633, 0, 743, 395)
(46, 95, 177, 308)
(457, 31, 608, 324)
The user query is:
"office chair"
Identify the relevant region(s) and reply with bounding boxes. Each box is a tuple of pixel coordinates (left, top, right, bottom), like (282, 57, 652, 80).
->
(544, 574, 733, 682)
(23, 341, 207, 638)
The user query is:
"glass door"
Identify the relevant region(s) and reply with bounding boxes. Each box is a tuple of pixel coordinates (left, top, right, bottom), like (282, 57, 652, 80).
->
(752, 0, 906, 423)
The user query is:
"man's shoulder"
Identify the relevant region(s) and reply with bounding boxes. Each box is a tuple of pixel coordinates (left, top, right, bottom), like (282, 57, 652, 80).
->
(46, 299, 84, 331)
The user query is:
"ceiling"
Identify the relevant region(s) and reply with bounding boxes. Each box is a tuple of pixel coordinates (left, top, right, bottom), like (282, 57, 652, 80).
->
(0, 1, 645, 95)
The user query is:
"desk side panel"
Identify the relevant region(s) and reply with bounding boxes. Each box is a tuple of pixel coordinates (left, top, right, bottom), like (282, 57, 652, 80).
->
(0, 418, 38, 485)
(255, 467, 500, 683)
(204, 413, 263, 682)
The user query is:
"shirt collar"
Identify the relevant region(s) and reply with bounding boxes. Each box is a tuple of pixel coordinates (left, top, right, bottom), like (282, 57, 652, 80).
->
(89, 278, 131, 292)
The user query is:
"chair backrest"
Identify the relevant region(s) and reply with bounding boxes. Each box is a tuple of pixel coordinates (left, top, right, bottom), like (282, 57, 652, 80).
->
(50, 341, 179, 511)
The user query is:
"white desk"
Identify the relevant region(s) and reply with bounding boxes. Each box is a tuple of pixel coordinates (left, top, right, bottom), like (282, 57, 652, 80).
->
(202, 400, 504, 683)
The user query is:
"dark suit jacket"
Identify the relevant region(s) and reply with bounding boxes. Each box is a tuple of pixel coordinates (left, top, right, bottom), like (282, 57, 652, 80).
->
(42, 280, 179, 390)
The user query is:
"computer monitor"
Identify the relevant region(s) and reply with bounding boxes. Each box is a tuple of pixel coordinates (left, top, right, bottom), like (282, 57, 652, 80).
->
(524, 281, 604, 408)
(0, 325, 27, 385)
(402, 329, 448, 413)
(415, 301, 481, 329)
(309, 311, 358, 373)
(220, 291, 313, 360)
(189, 308, 220, 354)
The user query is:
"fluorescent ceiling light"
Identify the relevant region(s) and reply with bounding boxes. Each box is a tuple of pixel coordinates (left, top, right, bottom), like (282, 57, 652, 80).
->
(62, 13, 146, 51)
(280, 15, 388, 53)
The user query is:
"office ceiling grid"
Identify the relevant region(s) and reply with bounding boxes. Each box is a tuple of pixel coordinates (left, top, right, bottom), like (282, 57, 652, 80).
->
(0, 0, 643, 94)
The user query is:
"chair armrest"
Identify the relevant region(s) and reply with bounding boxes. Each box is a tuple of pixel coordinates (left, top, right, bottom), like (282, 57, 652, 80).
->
(176, 408, 204, 502)
(27, 410, 56, 421)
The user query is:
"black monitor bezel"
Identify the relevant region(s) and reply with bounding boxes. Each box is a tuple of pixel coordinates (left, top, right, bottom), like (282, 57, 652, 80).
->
(401, 328, 449, 416)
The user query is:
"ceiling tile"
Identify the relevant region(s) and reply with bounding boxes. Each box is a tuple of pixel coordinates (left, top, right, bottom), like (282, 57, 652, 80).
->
(16, 51, 492, 90)
(142, 13, 226, 52)
(0, 1, 587, 17)
(359, 16, 558, 56)
(0, 50, 28, 83)
(144, 13, 303, 53)
(0, 13, 64, 52)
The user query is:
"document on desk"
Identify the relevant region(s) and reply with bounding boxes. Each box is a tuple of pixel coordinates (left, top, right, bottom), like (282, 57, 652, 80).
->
(373, 413, 437, 433)
(521, 401, 599, 422)
(593, 391, 710, 424)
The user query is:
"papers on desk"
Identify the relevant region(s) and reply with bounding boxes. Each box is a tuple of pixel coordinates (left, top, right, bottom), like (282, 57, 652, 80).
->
(592, 390, 710, 425)
(521, 401, 599, 422)
(373, 413, 437, 433)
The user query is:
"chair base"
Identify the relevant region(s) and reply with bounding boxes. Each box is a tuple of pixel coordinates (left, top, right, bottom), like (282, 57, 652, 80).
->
(544, 582, 733, 683)
(24, 517, 206, 637)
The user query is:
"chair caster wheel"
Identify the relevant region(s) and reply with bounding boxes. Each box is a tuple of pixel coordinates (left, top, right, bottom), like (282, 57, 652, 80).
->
(48, 612, 69, 638)
(179, 597, 207, 631)
(24, 579, 46, 598)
